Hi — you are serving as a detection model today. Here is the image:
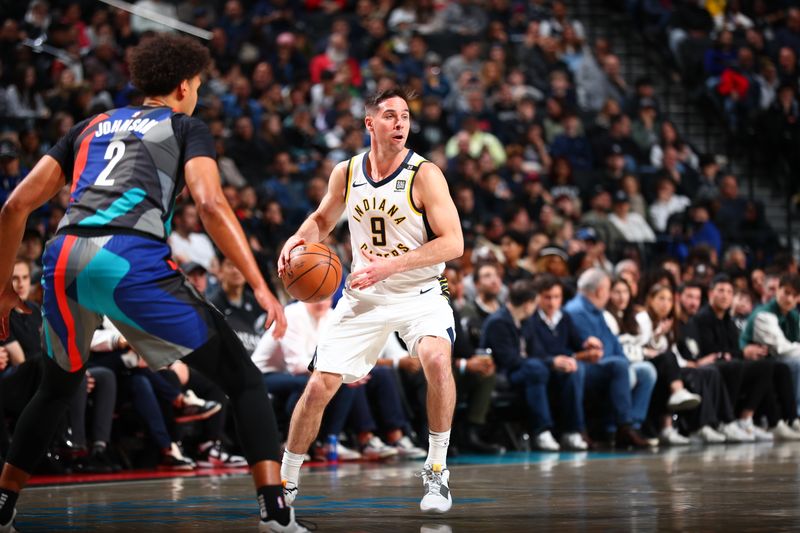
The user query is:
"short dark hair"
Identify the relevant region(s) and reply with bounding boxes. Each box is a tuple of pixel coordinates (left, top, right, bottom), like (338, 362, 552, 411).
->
(473, 261, 500, 284)
(779, 273, 800, 293)
(534, 273, 562, 293)
(677, 280, 705, 295)
(365, 87, 413, 114)
(502, 230, 528, 248)
(709, 273, 733, 290)
(508, 280, 537, 307)
(130, 33, 210, 96)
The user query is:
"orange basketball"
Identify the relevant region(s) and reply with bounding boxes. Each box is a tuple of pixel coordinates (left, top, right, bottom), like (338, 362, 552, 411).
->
(282, 243, 343, 302)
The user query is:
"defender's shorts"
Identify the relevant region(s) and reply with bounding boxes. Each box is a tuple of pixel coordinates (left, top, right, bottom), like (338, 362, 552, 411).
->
(42, 233, 216, 372)
(312, 282, 455, 383)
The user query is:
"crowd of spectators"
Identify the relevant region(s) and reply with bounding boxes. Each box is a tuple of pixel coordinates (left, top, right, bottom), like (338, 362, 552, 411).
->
(622, 0, 800, 197)
(0, 0, 799, 471)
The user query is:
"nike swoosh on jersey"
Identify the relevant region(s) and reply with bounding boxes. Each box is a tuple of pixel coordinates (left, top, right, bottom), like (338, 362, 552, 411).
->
(352, 181, 368, 187)
(420, 287, 433, 294)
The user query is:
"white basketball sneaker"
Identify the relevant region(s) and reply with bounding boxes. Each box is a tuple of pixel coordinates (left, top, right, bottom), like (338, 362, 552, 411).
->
(258, 507, 309, 532)
(420, 463, 452, 513)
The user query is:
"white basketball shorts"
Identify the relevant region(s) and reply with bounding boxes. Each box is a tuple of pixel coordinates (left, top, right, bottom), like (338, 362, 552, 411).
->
(312, 285, 455, 383)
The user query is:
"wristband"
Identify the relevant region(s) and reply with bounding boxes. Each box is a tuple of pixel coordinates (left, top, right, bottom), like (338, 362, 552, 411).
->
(459, 358, 467, 375)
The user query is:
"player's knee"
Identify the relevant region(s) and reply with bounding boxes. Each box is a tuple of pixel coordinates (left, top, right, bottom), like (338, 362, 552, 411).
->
(420, 349, 452, 382)
(302, 372, 341, 409)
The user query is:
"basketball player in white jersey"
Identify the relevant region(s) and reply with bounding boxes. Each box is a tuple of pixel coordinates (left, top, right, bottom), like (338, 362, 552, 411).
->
(277, 88, 463, 513)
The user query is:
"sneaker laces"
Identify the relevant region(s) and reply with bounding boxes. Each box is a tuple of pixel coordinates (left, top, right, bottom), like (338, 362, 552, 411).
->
(417, 466, 444, 496)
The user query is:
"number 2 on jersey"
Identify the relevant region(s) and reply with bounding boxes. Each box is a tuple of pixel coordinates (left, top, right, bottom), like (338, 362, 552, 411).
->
(95, 140, 125, 186)
(370, 217, 386, 246)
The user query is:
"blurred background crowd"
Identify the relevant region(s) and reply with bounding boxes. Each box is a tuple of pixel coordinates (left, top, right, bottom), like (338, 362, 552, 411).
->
(0, 0, 799, 473)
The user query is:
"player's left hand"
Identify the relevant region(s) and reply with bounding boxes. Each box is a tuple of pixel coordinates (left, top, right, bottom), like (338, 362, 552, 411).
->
(255, 287, 287, 340)
(349, 249, 397, 290)
(0, 281, 30, 341)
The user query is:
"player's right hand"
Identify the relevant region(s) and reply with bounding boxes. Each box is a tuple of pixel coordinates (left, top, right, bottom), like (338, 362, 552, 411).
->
(255, 287, 287, 340)
(0, 281, 30, 341)
(277, 236, 305, 278)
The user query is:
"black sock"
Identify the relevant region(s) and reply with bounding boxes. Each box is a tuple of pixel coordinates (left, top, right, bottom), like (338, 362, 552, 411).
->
(257, 485, 290, 525)
(0, 488, 18, 525)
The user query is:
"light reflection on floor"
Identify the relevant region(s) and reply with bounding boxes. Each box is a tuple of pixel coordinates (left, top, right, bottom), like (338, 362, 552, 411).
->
(17, 443, 800, 531)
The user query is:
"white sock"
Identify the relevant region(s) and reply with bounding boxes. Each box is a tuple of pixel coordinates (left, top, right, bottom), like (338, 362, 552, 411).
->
(281, 450, 306, 487)
(426, 429, 450, 468)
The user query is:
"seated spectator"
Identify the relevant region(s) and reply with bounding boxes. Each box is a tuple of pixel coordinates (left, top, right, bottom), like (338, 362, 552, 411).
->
(452, 127, 505, 173)
(635, 284, 702, 445)
(563, 269, 656, 447)
(580, 187, 625, 254)
(0, 140, 27, 207)
(741, 273, 800, 420)
(439, 264, 503, 454)
(253, 299, 414, 460)
(609, 190, 656, 243)
(731, 288, 753, 332)
(499, 231, 533, 285)
(168, 203, 219, 276)
(620, 174, 647, 220)
(687, 275, 800, 441)
(649, 176, 691, 234)
(630, 98, 660, 156)
(90, 317, 222, 470)
(309, 32, 362, 86)
(549, 114, 593, 173)
(461, 262, 504, 348)
(525, 275, 605, 450)
(480, 280, 560, 450)
(224, 116, 275, 186)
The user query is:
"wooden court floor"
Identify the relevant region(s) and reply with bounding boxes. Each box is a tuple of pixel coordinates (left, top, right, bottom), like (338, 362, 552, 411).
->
(13, 442, 800, 532)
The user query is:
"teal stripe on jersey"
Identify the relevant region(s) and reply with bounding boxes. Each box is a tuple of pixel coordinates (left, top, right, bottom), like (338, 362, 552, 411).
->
(43, 318, 54, 359)
(75, 248, 142, 330)
(78, 188, 147, 227)
(164, 211, 174, 236)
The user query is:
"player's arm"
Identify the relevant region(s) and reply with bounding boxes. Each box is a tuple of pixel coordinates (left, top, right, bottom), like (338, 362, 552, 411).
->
(0, 156, 65, 337)
(350, 162, 463, 289)
(277, 161, 347, 276)
(184, 156, 286, 338)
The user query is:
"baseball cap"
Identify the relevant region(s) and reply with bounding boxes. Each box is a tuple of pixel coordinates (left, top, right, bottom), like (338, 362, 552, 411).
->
(613, 190, 630, 204)
(0, 140, 18, 159)
(424, 51, 442, 66)
(638, 97, 656, 109)
(537, 246, 568, 262)
(181, 261, 207, 275)
(575, 227, 598, 242)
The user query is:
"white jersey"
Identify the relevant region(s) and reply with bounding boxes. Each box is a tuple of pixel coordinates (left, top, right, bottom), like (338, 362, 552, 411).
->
(344, 149, 444, 296)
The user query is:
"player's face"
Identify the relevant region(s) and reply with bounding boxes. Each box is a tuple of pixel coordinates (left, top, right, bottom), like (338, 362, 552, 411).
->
(366, 96, 409, 151)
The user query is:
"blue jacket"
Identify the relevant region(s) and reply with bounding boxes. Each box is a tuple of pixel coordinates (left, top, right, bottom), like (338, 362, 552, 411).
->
(563, 294, 626, 360)
(525, 311, 585, 368)
(480, 306, 528, 374)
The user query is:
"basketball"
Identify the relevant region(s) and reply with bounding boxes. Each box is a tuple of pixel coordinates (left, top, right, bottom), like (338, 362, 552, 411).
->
(282, 243, 343, 302)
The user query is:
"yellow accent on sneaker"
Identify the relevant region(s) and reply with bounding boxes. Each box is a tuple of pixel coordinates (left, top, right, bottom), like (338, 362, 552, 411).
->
(432, 463, 442, 473)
